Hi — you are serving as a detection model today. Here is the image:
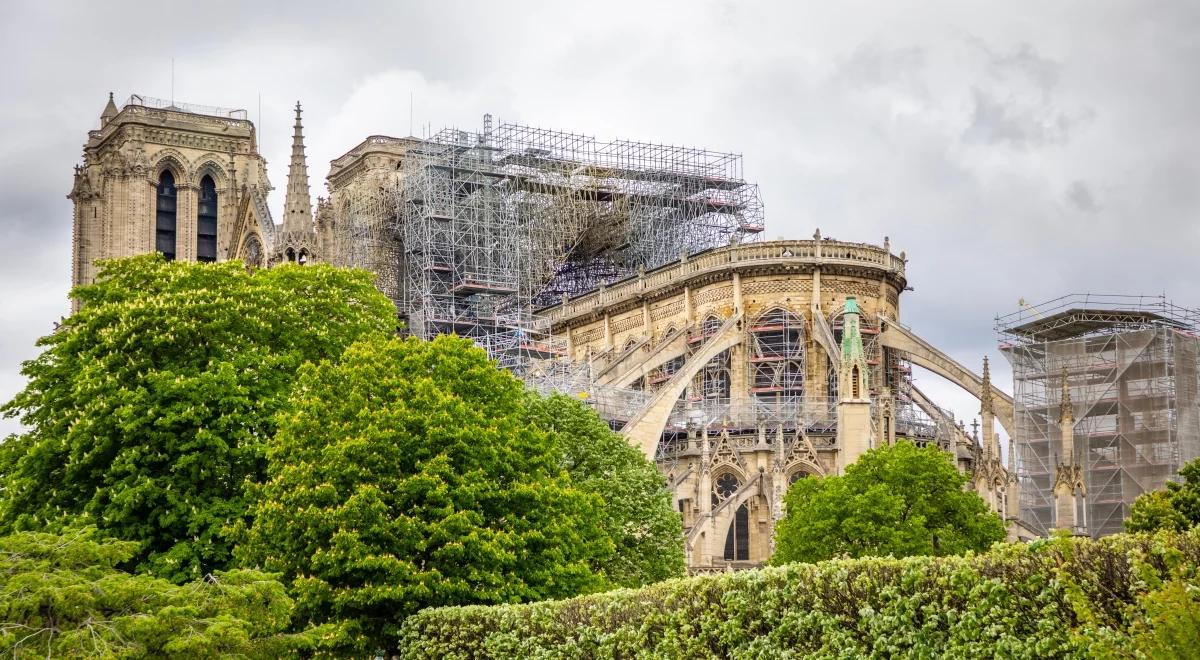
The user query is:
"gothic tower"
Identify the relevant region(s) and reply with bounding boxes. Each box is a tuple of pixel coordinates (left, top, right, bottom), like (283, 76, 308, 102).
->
(836, 296, 872, 473)
(275, 102, 318, 264)
(69, 92, 274, 308)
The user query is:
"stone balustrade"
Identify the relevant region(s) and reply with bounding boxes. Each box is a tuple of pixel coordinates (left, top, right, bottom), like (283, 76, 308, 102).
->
(541, 239, 906, 324)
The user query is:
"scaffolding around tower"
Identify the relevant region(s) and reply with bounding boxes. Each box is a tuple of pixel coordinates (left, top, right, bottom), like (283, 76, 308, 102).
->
(997, 294, 1200, 538)
(391, 116, 765, 342)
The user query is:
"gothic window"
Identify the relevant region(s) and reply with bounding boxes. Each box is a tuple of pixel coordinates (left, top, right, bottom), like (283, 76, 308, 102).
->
(789, 471, 808, 484)
(691, 315, 730, 401)
(241, 235, 264, 272)
(852, 366, 861, 399)
(749, 308, 806, 404)
(197, 175, 218, 263)
(712, 472, 740, 505)
(298, 248, 309, 265)
(286, 247, 296, 263)
(155, 170, 177, 260)
(723, 503, 750, 561)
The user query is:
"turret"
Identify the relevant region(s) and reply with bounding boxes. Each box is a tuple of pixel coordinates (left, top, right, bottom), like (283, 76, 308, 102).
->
(100, 92, 119, 128)
(836, 297, 873, 473)
(838, 297, 870, 402)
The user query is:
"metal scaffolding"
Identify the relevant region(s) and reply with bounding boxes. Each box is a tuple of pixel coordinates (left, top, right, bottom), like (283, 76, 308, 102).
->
(391, 116, 764, 342)
(997, 294, 1200, 538)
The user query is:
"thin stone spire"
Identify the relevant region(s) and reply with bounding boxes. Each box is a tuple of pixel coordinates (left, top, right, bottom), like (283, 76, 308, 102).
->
(980, 356, 994, 416)
(1059, 366, 1075, 425)
(282, 101, 313, 235)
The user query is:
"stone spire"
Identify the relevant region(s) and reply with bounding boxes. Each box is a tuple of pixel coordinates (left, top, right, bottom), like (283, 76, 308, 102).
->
(282, 101, 313, 235)
(100, 92, 119, 127)
(1059, 366, 1075, 426)
(980, 356, 994, 416)
(980, 357, 1000, 459)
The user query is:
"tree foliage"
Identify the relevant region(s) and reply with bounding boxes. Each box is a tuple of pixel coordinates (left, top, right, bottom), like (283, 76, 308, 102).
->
(771, 441, 1006, 564)
(527, 393, 685, 587)
(1127, 457, 1200, 533)
(238, 335, 611, 655)
(0, 527, 317, 658)
(0, 255, 396, 581)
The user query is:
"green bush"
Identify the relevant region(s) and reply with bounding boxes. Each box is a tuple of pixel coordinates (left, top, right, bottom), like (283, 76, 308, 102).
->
(397, 529, 1200, 658)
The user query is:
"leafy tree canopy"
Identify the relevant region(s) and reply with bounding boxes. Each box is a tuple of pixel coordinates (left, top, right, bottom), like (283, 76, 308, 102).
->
(771, 441, 1006, 564)
(527, 393, 685, 587)
(0, 255, 396, 581)
(238, 335, 611, 655)
(1126, 457, 1200, 533)
(0, 527, 319, 658)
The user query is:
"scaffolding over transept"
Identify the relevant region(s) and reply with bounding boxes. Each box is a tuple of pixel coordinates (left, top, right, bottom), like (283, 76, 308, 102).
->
(387, 116, 764, 342)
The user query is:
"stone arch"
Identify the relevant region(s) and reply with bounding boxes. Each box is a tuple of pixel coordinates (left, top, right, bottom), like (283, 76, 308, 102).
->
(151, 149, 191, 184)
(784, 461, 823, 483)
(237, 231, 265, 271)
(193, 156, 230, 189)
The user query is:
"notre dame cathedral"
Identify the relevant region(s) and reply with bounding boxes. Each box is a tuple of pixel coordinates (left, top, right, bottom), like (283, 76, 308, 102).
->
(70, 92, 1038, 570)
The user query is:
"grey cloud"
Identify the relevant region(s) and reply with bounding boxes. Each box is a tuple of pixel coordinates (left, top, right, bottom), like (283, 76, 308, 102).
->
(963, 86, 1081, 147)
(1067, 180, 1099, 212)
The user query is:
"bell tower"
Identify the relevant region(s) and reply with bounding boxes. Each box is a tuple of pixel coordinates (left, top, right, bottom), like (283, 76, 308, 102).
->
(69, 92, 273, 308)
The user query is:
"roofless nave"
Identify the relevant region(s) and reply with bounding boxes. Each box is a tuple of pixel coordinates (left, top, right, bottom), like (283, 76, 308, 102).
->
(70, 94, 1199, 571)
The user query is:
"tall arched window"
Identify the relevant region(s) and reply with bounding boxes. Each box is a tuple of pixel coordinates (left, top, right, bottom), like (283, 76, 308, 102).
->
(724, 503, 750, 561)
(749, 308, 806, 405)
(197, 175, 218, 262)
(155, 170, 177, 261)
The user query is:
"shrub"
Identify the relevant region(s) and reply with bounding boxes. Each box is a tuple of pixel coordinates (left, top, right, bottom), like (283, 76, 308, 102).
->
(397, 529, 1200, 658)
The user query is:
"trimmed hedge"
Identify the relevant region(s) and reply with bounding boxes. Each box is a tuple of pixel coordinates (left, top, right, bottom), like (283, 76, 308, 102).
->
(398, 530, 1200, 658)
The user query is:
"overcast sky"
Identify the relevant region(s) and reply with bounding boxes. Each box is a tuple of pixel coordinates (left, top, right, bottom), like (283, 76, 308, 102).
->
(2, 1, 1198, 438)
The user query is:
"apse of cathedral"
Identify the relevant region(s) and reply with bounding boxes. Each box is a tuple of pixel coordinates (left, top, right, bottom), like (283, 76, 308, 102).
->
(69, 94, 1033, 572)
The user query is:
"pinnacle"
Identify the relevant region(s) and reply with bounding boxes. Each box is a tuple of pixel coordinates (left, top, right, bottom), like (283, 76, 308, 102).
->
(282, 100, 313, 235)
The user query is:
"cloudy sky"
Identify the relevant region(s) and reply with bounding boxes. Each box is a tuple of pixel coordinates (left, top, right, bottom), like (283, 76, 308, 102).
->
(2, 1, 1198, 437)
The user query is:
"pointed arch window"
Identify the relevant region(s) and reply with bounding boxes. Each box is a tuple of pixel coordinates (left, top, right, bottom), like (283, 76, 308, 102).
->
(155, 170, 177, 260)
(724, 503, 750, 561)
(197, 175, 218, 262)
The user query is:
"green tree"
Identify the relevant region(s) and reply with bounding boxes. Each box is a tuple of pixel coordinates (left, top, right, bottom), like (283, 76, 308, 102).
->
(1126, 457, 1200, 533)
(238, 335, 611, 655)
(1126, 489, 1191, 533)
(771, 441, 1005, 564)
(0, 255, 395, 581)
(527, 393, 685, 587)
(0, 527, 318, 658)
